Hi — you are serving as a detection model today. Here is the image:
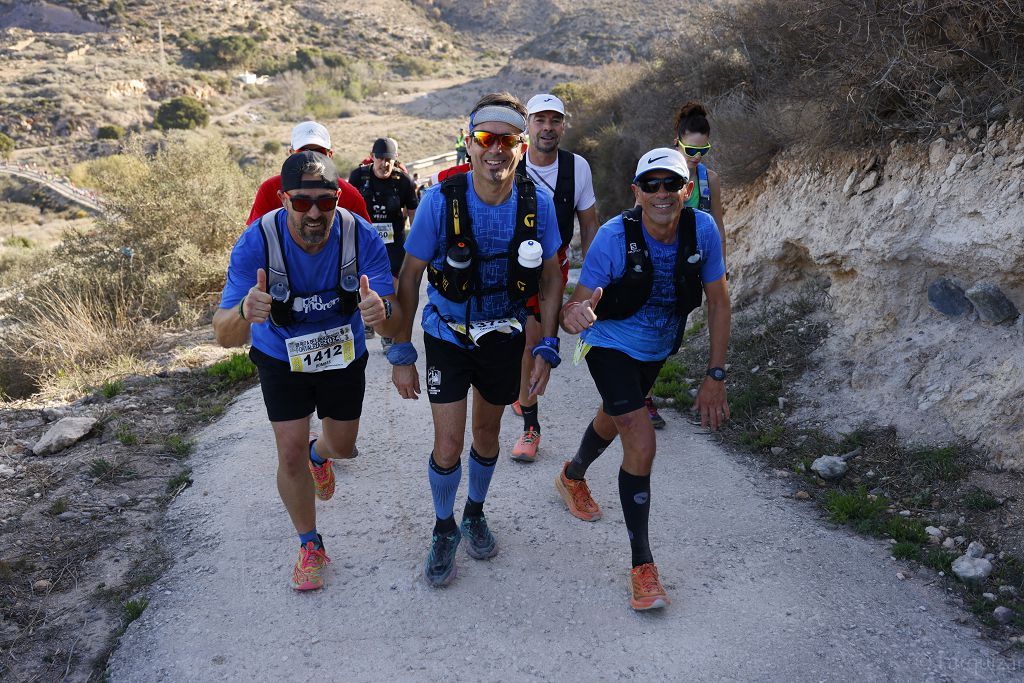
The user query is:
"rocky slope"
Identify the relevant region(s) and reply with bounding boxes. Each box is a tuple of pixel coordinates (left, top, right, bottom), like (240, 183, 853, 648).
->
(727, 120, 1024, 469)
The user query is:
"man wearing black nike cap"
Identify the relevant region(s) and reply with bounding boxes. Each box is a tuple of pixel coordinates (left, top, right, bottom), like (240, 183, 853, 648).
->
(213, 150, 399, 592)
(556, 147, 730, 611)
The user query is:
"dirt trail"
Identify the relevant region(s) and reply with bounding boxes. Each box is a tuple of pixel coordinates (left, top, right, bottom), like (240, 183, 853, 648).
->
(105, 328, 1021, 681)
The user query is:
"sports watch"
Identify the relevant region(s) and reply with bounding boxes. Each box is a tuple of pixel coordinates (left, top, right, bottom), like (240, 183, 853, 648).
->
(706, 367, 727, 382)
(382, 298, 393, 320)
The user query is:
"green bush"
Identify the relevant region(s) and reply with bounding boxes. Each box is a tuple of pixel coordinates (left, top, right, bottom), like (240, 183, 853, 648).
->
(0, 132, 14, 159)
(391, 53, 433, 78)
(155, 96, 209, 130)
(194, 35, 258, 69)
(97, 124, 125, 140)
(206, 352, 257, 383)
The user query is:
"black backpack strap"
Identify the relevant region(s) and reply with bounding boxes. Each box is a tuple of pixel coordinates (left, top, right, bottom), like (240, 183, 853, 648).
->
(514, 174, 538, 239)
(441, 172, 471, 243)
(553, 149, 576, 248)
(670, 207, 704, 354)
(594, 206, 652, 321)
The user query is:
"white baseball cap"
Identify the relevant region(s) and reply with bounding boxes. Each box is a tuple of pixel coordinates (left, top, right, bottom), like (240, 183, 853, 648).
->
(526, 94, 566, 116)
(290, 121, 331, 151)
(633, 147, 690, 182)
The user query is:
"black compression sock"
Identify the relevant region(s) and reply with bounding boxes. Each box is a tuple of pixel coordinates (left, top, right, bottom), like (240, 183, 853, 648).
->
(463, 498, 484, 519)
(521, 403, 540, 432)
(565, 421, 614, 480)
(434, 515, 458, 535)
(618, 468, 653, 567)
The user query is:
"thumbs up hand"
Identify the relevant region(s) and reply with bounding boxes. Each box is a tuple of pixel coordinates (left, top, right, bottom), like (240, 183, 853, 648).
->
(244, 267, 273, 324)
(357, 274, 387, 327)
(560, 286, 602, 334)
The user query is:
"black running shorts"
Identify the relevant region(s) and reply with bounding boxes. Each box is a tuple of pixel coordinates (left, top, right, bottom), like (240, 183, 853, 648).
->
(249, 346, 368, 422)
(423, 331, 526, 405)
(584, 345, 666, 417)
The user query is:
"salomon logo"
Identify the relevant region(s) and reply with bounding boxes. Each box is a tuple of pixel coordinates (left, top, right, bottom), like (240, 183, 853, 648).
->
(627, 242, 640, 254)
(634, 492, 649, 505)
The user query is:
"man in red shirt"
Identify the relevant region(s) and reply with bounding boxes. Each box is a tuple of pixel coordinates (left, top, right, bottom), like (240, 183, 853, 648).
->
(247, 121, 370, 224)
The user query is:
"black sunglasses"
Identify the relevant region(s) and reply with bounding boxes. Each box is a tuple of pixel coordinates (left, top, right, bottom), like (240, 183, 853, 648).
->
(637, 177, 687, 194)
(286, 193, 338, 213)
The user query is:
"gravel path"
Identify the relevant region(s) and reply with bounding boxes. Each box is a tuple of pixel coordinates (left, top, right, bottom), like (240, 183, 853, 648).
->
(107, 331, 1021, 681)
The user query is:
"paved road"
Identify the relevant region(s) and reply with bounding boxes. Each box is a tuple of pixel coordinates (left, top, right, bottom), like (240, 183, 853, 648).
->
(0, 163, 102, 213)
(107, 332, 1021, 681)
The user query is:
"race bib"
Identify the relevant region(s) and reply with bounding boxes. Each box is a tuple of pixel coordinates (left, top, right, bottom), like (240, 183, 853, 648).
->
(374, 222, 394, 244)
(572, 338, 592, 366)
(446, 317, 523, 346)
(286, 325, 355, 373)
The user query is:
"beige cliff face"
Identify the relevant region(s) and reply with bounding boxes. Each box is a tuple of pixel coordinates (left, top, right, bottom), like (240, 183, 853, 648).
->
(727, 121, 1024, 469)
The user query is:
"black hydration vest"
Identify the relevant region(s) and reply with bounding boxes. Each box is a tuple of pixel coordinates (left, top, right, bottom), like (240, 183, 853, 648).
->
(259, 208, 359, 327)
(517, 149, 575, 249)
(425, 172, 542, 341)
(352, 165, 409, 235)
(594, 206, 704, 354)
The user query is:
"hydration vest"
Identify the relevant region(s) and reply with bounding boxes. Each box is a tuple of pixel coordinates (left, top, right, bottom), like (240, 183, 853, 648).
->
(351, 165, 408, 230)
(517, 149, 576, 249)
(594, 206, 704, 354)
(426, 172, 542, 340)
(688, 163, 712, 212)
(258, 208, 360, 327)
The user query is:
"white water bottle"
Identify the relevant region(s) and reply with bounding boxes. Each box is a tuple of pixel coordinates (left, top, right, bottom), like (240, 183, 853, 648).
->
(517, 239, 543, 269)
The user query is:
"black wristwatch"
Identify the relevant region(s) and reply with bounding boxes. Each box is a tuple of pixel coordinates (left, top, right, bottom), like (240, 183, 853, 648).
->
(382, 298, 393, 320)
(706, 367, 727, 382)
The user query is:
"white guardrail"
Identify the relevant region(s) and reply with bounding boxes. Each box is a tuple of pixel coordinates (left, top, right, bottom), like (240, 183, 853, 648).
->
(0, 161, 103, 213)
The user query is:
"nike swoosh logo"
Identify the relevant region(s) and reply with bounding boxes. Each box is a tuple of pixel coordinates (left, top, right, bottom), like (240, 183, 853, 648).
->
(647, 155, 668, 163)
(543, 97, 554, 102)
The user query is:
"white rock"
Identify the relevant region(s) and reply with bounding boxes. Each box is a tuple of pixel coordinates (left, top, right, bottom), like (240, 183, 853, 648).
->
(770, 447, 786, 456)
(963, 152, 984, 170)
(993, 606, 1013, 625)
(811, 455, 848, 480)
(113, 494, 131, 506)
(966, 541, 986, 558)
(32, 417, 98, 456)
(945, 153, 967, 176)
(982, 592, 997, 601)
(899, 510, 912, 517)
(896, 572, 906, 580)
(891, 188, 912, 211)
(942, 537, 956, 549)
(928, 137, 947, 164)
(857, 171, 880, 194)
(0, 464, 14, 478)
(842, 171, 859, 197)
(925, 526, 943, 539)
(952, 555, 993, 583)
(57, 511, 78, 522)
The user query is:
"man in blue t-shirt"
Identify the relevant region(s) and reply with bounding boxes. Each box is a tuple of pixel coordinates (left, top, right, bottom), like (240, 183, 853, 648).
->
(212, 150, 400, 592)
(387, 92, 563, 587)
(557, 147, 731, 612)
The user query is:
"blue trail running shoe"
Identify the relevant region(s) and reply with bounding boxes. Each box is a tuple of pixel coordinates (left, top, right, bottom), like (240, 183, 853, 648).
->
(460, 514, 498, 559)
(424, 529, 461, 587)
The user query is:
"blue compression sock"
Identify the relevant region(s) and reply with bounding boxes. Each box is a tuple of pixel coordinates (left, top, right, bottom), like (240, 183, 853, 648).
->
(428, 453, 462, 523)
(466, 447, 498, 513)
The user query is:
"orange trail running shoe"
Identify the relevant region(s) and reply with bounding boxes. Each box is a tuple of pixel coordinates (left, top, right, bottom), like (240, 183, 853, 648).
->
(629, 562, 670, 611)
(510, 428, 541, 462)
(645, 397, 666, 430)
(291, 540, 331, 591)
(308, 438, 335, 501)
(554, 461, 602, 521)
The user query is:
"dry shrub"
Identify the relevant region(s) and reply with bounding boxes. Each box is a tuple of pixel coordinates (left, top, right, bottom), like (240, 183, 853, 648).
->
(1, 132, 253, 397)
(564, 0, 1024, 206)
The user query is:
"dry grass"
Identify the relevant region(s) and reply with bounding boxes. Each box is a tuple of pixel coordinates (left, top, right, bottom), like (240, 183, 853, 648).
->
(563, 0, 1024, 204)
(0, 133, 252, 398)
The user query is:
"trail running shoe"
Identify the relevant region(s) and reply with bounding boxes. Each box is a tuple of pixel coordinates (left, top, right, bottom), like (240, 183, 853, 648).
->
(510, 428, 541, 462)
(291, 540, 331, 591)
(424, 528, 461, 587)
(460, 515, 498, 559)
(555, 461, 602, 522)
(645, 397, 666, 430)
(511, 400, 523, 417)
(307, 438, 335, 501)
(381, 336, 394, 353)
(629, 562, 670, 611)
(365, 326, 376, 339)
